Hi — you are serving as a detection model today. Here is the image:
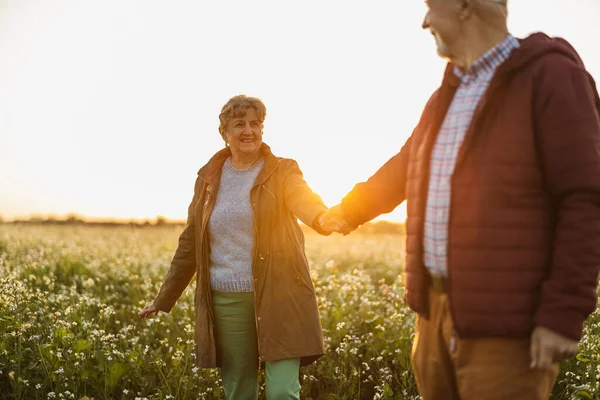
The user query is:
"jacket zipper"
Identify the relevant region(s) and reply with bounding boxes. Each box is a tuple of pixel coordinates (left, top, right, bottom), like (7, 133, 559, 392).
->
(446, 80, 500, 337)
(249, 165, 278, 368)
(201, 186, 215, 326)
(251, 205, 262, 369)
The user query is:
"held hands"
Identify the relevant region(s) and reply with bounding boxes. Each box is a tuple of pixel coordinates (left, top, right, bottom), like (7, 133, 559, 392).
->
(318, 205, 354, 235)
(138, 302, 160, 319)
(530, 326, 579, 369)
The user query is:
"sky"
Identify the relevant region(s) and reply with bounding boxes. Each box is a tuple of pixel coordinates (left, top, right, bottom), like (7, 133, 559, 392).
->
(1, 0, 599, 222)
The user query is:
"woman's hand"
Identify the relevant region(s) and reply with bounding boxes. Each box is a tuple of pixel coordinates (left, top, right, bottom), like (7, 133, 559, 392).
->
(138, 302, 160, 318)
(318, 206, 353, 235)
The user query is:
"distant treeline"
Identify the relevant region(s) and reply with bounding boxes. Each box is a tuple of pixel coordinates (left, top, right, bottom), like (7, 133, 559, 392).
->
(0, 214, 184, 228)
(0, 214, 405, 234)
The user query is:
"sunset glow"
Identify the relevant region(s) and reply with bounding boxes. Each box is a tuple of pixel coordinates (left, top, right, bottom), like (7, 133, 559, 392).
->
(1, 0, 599, 222)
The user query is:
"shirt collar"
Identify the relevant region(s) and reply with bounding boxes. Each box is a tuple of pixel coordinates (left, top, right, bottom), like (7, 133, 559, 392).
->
(454, 34, 520, 83)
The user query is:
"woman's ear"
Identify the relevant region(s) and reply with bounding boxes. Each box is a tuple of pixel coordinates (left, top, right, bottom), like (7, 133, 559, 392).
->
(219, 128, 228, 144)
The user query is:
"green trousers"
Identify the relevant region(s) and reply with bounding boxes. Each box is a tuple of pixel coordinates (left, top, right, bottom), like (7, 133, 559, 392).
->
(212, 291, 301, 400)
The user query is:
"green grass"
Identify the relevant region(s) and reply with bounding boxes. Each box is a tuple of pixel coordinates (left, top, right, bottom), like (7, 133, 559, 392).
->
(0, 225, 598, 399)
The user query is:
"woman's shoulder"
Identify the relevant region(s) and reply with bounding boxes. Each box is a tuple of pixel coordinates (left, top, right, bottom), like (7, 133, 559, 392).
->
(274, 157, 302, 173)
(197, 148, 232, 177)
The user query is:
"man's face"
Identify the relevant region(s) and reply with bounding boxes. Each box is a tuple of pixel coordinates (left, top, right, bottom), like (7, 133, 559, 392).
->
(422, 0, 464, 60)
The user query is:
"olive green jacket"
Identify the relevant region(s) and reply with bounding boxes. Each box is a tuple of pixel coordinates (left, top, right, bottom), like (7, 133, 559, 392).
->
(153, 143, 327, 368)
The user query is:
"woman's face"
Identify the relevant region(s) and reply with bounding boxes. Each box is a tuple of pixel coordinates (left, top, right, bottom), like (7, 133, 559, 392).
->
(223, 108, 263, 159)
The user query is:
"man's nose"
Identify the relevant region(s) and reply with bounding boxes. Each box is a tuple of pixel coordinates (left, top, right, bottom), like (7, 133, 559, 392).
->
(422, 12, 430, 30)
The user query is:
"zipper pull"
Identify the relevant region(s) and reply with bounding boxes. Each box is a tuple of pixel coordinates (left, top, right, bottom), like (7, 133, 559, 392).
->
(449, 330, 457, 355)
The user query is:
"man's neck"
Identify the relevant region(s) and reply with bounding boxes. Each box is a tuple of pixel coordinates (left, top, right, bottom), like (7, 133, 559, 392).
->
(454, 28, 510, 70)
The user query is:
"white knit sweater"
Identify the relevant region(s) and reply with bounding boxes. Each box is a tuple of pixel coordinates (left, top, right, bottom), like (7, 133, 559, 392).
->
(208, 157, 264, 292)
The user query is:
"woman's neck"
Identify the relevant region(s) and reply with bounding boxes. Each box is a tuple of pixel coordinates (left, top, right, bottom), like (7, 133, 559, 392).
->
(230, 152, 261, 169)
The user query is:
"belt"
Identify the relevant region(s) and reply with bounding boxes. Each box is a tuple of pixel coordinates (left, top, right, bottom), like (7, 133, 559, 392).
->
(428, 273, 449, 293)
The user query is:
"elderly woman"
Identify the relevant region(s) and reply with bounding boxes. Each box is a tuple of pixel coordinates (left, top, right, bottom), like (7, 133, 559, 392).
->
(138, 95, 343, 399)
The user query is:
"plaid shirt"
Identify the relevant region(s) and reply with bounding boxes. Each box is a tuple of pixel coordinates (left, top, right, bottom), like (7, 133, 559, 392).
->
(423, 35, 520, 277)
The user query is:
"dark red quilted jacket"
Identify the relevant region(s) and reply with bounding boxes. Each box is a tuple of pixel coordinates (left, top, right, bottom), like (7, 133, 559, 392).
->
(341, 33, 600, 341)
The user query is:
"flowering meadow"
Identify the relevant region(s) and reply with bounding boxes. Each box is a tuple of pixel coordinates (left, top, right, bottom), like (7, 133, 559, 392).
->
(0, 225, 598, 399)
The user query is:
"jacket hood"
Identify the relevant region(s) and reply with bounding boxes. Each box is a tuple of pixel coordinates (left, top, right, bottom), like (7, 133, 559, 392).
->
(506, 32, 586, 72)
(443, 32, 586, 85)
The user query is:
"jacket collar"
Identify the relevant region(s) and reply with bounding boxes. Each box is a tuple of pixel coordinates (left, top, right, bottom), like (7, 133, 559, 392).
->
(197, 143, 279, 188)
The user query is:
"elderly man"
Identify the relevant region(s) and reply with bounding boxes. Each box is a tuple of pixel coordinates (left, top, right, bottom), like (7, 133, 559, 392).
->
(323, 0, 600, 398)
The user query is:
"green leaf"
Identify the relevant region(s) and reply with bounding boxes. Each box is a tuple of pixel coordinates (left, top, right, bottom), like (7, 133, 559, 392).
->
(54, 328, 67, 339)
(576, 354, 592, 363)
(571, 384, 593, 399)
(127, 350, 143, 366)
(574, 390, 593, 400)
(94, 350, 106, 365)
(40, 343, 53, 361)
(73, 339, 91, 352)
(107, 363, 129, 391)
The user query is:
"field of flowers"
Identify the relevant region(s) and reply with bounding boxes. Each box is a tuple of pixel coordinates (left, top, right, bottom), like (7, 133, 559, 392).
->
(0, 225, 598, 400)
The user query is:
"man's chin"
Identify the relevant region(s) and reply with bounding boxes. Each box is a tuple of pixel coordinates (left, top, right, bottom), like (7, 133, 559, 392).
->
(435, 44, 451, 59)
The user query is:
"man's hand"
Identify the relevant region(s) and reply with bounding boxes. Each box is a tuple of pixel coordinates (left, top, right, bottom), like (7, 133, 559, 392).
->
(318, 205, 353, 235)
(138, 302, 160, 318)
(530, 326, 579, 369)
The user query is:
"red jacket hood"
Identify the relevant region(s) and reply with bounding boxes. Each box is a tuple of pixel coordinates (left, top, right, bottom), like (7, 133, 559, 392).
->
(443, 32, 587, 85)
(508, 32, 586, 71)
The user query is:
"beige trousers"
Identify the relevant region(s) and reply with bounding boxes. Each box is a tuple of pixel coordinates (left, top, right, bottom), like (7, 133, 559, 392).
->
(411, 287, 559, 400)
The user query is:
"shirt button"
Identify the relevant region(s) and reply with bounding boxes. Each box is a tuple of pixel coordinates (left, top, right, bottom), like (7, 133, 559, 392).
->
(257, 317, 261, 322)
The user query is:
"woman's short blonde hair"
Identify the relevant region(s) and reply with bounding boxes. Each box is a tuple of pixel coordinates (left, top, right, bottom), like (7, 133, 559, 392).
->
(218, 95, 267, 142)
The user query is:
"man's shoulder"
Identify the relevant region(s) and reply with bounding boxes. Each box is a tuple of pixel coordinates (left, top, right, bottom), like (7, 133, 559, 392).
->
(423, 88, 442, 111)
(531, 51, 586, 77)
(514, 34, 590, 80)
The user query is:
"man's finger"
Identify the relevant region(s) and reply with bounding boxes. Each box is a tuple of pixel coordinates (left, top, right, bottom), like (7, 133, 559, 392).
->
(555, 344, 578, 362)
(530, 331, 540, 368)
(537, 342, 553, 370)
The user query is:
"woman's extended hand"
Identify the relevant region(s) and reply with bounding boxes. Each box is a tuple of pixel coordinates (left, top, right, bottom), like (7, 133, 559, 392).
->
(318, 205, 353, 235)
(138, 302, 160, 318)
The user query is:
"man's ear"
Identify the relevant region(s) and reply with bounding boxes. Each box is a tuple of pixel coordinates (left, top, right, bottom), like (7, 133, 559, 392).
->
(458, 0, 474, 20)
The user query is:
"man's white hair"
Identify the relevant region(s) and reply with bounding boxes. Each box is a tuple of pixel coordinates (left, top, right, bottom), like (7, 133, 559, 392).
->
(473, 0, 509, 25)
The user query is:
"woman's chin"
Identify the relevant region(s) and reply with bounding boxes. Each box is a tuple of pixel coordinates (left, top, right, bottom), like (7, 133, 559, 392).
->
(236, 144, 261, 156)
